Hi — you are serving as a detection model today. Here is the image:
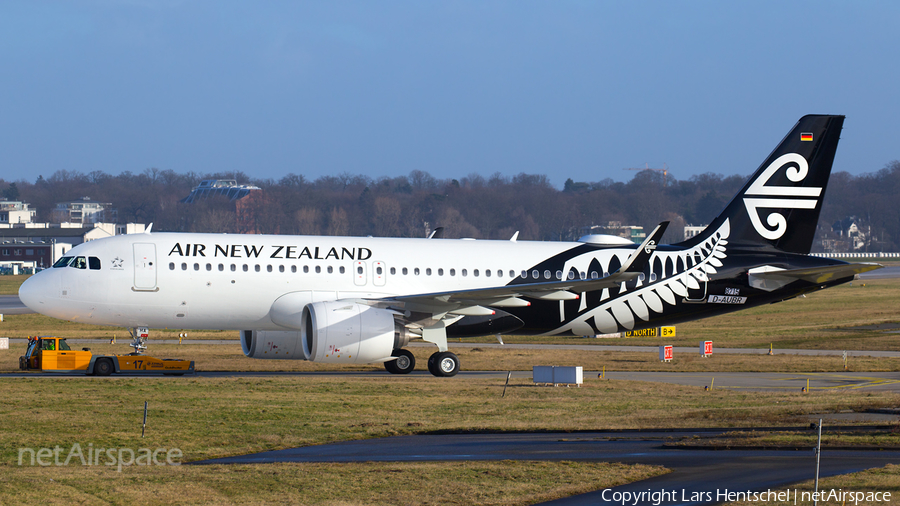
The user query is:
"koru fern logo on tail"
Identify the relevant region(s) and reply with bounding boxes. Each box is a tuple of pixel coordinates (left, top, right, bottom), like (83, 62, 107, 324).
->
(742, 153, 822, 240)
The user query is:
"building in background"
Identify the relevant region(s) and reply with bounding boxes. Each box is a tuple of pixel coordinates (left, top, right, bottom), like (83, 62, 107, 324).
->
(181, 179, 261, 203)
(0, 200, 36, 225)
(0, 222, 146, 274)
(52, 197, 116, 224)
(683, 224, 707, 241)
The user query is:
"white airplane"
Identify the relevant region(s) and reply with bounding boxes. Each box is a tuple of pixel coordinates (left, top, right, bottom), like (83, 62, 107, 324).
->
(19, 115, 880, 376)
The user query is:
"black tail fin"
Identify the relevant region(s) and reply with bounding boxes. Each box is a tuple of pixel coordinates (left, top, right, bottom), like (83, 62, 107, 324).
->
(678, 115, 844, 254)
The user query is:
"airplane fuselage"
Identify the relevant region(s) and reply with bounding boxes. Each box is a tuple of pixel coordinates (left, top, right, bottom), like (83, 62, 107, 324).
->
(19, 225, 851, 336)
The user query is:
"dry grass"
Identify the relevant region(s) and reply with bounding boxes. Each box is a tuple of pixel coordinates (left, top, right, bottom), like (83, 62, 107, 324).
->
(0, 274, 30, 295)
(1, 375, 896, 504)
(0, 461, 666, 506)
(2, 376, 898, 464)
(726, 464, 900, 506)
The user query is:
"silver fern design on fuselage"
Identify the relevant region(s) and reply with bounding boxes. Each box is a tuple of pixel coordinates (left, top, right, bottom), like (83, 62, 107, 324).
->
(550, 219, 731, 336)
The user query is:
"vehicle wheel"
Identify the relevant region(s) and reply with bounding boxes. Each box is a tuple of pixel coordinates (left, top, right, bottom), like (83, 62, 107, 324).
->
(18, 356, 26, 370)
(427, 352, 439, 376)
(94, 358, 114, 376)
(384, 349, 415, 374)
(428, 351, 460, 377)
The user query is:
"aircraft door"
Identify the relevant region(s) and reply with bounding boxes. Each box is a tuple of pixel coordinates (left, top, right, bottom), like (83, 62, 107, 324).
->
(133, 243, 158, 291)
(373, 261, 386, 287)
(353, 261, 366, 286)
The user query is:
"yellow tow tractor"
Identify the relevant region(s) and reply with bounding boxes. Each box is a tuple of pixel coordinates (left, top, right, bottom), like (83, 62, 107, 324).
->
(19, 336, 194, 376)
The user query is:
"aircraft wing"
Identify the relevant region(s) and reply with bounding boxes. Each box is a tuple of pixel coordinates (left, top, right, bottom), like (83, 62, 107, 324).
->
(370, 222, 669, 315)
(748, 262, 882, 291)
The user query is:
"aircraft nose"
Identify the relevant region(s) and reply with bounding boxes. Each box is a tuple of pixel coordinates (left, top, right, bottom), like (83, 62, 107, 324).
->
(19, 271, 50, 313)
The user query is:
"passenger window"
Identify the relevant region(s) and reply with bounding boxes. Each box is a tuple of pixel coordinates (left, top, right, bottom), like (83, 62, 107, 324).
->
(544, 270, 551, 279)
(438, 268, 443, 276)
(194, 263, 200, 271)
(402, 267, 408, 275)
(206, 263, 212, 271)
(377, 266, 383, 275)
(182, 263, 188, 271)
(485, 269, 490, 277)
(474, 269, 479, 277)
(315, 266, 321, 273)
(414, 268, 420, 276)
(169, 262, 175, 270)
(303, 266, 309, 273)
(279, 265, 284, 273)
(219, 264, 225, 272)
(450, 268, 455, 276)
(462, 269, 468, 277)
(231, 264, 236, 272)
(591, 271, 599, 279)
(291, 266, 297, 273)
(532, 270, 539, 279)
(357, 266, 363, 274)
(390, 267, 396, 275)
(327, 266, 333, 274)
(254, 265, 260, 272)
(88, 257, 101, 270)
(243, 264, 249, 272)
(555, 270, 562, 280)
(339, 266, 345, 274)
(266, 265, 272, 273)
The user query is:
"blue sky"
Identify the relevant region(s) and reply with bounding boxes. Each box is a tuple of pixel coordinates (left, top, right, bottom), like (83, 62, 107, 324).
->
(1, 1, 898, 188)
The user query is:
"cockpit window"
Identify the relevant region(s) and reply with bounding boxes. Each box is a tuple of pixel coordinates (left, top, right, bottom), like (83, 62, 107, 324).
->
(88, 257, 101, 270)
(71, 257, 87, 269)
(53, 257, 73, 268)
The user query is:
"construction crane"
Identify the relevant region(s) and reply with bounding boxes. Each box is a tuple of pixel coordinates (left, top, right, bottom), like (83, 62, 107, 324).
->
(624, 163, 669, 186)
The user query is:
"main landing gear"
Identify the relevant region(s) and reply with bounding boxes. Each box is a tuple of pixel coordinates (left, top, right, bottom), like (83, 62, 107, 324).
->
(384, 349, 416, 374)
(427, 351, 460, 377)
(383, 321, 462, 377)
(383, 349, 460, 377)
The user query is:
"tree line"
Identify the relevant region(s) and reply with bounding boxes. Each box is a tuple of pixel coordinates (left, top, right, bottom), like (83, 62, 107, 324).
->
(4, 160, 899, 252)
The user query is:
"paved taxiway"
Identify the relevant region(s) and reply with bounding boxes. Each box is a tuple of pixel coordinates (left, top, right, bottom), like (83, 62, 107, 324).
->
(195, 430, 900, 506)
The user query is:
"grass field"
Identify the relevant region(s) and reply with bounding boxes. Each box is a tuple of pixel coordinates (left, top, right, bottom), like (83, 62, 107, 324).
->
(726, 464, 900, 506)
(1, 270, 899, 504)
(2, 374, 899, 504)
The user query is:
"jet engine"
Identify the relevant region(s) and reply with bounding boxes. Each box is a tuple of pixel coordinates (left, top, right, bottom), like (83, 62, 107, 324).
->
(241, 330, 305, 359)
(301, 301, 410, 364)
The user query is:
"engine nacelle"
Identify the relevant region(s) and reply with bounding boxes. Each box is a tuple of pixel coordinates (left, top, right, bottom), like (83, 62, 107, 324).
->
(241, 330, 305, 359)
(301, 301, 408, 364)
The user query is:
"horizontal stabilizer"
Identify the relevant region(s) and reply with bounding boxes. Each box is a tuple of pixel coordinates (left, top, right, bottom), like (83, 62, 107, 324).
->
(748, 263, 882, 291)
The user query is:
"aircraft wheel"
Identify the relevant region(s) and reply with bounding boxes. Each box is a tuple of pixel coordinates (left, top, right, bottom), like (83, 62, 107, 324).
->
(428, 351, 460, 377)
(94, 358, 114, 376)
(384, 349, 416, 374)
